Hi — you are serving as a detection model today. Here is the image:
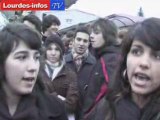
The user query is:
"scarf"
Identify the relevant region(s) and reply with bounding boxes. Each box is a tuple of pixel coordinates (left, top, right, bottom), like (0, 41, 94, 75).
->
(72, 49, 89, 71)
(45, 60, 64, 80)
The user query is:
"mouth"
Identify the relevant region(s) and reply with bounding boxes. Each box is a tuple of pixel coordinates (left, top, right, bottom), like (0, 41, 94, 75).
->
(78, 47, 84, 50)
(22, 77, 35, 82)
(90, 41, 94, 43)
(134, 72, 150, 81)
(49, 56, 58, 60)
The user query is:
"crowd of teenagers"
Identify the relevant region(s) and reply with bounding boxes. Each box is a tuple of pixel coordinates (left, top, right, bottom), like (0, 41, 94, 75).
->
(0, 13, 160, 120)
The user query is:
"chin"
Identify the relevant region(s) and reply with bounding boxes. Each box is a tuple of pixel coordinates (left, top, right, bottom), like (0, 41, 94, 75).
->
(20, 88, 34, 95)
(132, 88, 150, 96)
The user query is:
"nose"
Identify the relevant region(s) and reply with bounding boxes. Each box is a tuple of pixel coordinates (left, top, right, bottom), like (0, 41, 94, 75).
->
(51, 49, 56, 55)
(27, 58, 39, 73)
(90, 33, 94, 40)
(52, 25, 59, 32)
(55, 25, 59, 30)
(79, 40, 84, 45)
(139, 54, 151, 70)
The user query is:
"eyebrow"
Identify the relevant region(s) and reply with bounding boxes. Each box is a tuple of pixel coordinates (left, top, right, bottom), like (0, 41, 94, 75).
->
(14, 51, 28, 55)
(77, 37, 88, 41)
(132, 44, 143, 49)
(35, 51, 40, 55)
(14, 51, 40, 56)
(76, 37, 82, 39)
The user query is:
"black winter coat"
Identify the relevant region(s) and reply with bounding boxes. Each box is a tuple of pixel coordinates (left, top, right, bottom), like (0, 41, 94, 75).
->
(91, 95, 160, 120)
(82, 45, 120, 119)
(65, 52, 96, 119)
(0, 86, 68, 120)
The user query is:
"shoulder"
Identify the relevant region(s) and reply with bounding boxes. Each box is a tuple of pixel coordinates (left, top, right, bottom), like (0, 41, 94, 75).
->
(50, 94, 65, 108)
(86, 52, 96, 64)
(153, 112, 160, 120)
(35, 90, 68, 119)
(64, 65, 76, 74)
(39, 91, 66, 112)
(64, 53, 73, 62)
(87, 98, 113, 120)
(62, 65, 77, 79)
(102, 51, 120, 66)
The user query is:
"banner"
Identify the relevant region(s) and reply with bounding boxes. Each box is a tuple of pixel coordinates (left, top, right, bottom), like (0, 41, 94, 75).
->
(0, 0, 65, 10)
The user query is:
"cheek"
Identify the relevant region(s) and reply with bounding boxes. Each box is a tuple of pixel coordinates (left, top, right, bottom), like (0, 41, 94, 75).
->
(36, 62, 40, 72)
(99, 38, 105, 45)
(152, 65, 160, 82)
(56, 52, 61, 58)
(126, 55, 135, 79)
(85, 43, 89, 48)
(46, 51, 51, 57)
(5, 63, 23, 83)
(74, 41, 79, 45)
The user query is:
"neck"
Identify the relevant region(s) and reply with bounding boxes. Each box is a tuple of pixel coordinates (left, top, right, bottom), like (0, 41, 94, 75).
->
(2, 82, 21, 116)
(46, 60, 60, 67)
(132, 92, 151, 109)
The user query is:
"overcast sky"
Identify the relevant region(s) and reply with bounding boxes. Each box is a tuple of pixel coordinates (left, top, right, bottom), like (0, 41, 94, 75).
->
(68, 0, 160, 18)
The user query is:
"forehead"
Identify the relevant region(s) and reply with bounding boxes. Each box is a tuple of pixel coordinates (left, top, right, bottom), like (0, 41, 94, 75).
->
(75, 32, 89, 39)
(11, 41, 38, 54)
(92, 25, 101, 31)
(48, 43, 57, 48)
(131, 40, 153, 52)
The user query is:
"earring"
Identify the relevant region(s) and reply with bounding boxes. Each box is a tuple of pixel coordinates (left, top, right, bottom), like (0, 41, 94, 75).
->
(123, 69, 127, 79)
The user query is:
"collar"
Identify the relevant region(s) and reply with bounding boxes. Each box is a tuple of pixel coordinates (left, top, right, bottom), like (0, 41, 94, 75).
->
(65, 52, 96, 65)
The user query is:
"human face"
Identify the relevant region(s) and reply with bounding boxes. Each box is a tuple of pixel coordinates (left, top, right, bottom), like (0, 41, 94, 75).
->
(4, 41, 40, 96)
(46, 23, 59, 36)
(90, 27, 105, 48)
(127, 40, 160, 96)
(73, 32, 90, 54)
(46, 43, 61, 64)
(69, 41, 73, 49)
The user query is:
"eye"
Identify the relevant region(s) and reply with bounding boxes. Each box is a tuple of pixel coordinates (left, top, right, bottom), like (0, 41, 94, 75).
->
(83, 39, 88, 43)
(94, 31, 99, 34)
(47, 47, 52, 50)
(34, 55, 40, 60)
(55, 48, 59, 51)
(153, 52, 160, 60)
(130, 48, 142, 56)
(93, 30, 101, 34)
(16, 55, 27, 60)
(76, 38, 81, 41)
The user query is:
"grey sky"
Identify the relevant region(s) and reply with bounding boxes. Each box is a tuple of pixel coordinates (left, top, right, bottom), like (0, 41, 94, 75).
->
(69, 0, 160, 18)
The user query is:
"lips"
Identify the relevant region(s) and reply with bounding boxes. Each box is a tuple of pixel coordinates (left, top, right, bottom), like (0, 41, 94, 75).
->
(90, 41, 94, 44)
(22, 77, 35, 82)
(78, 47, 84, 50)
(49, 57, 57, 59)
(134, 72, 150, 81)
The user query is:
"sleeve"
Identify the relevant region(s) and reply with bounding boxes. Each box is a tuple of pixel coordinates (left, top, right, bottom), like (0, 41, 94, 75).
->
(50, 95, 69, 120)
(65, 70, 79, 113)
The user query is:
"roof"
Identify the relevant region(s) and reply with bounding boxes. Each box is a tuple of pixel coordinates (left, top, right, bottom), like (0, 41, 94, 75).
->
(105, 14, 145, 28)
(59, 14, 146, 34)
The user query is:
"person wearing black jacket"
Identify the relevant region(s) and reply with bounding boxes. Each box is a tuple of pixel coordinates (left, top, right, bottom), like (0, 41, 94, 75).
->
(0, 23, 68, 120)
(90, 17, 160, 120)
(82, 18, 120, 120)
